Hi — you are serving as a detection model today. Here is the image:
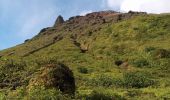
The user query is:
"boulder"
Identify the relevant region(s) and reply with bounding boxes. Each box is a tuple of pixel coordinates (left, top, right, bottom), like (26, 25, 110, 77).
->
(28, 63, 75, 95)
(115, 60, 129, 69)
(115, 60, 123, 66)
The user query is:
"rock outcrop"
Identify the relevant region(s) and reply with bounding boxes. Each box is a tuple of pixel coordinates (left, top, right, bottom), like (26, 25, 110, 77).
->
(54, 15, 64, 27)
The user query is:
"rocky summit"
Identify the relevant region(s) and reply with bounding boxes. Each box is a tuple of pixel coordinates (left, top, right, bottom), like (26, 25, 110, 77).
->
(0, 10, 170, 99)
(54, 15, 65, 27)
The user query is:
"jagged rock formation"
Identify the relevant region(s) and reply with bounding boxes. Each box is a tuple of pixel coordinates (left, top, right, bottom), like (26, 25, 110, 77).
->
(54, 15, 64, 27)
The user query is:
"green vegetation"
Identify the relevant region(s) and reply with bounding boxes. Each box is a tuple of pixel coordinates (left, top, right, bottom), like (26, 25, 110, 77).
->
(123, 71, 155, 88)
(0, 12, 170, 99)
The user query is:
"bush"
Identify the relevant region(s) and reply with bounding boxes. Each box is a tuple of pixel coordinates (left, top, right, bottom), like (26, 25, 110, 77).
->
(1, 59, 26, 72)
(105, 27, 113, 34)
(0, 92, 6, 100)
(124, 90, 156, 99)
(123, 71, 155, 88)
(145, 47, 156, 52)
(0, 72, 6, 83)
(7, 87, 26, 99)
(124, 90, 143, 97)
(161, 93, 170, 100)
(153, 49, 170, 58)
(91, 74, 114, 87)
(28, 86, 69, 100)
(77, 67, 88, 74)
(133, 59, 149, 68)
(86, 89, 125, 100)
(90, 74, 123, 87)
(0, 59, 26, 88)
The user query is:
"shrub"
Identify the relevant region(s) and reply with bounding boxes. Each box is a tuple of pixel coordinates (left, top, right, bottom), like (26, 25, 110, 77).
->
(113, 44, 126, 54)
(0, 72, 6, 83)
(86, 89, 125, 100)
(1, 59, 25, 72)
(124, 90, 156, 99)
(123, 71, 155, 88)
(90, 74, 123, 87)
(77, 67, 88, 74)
(28, 86, 69, 100)
(125, 90, 142, 97)
(161, 93, 170, 100)
(145, 47, 156, 52)
(133, 59, 149, 68)
(91, 74, 114, 87)
(153, 49, 170, 58)
(7, 87, 26, 99)
(158, 59, 170, 70)
(35, 57, 58, 66)
(0, 59, 26, 88)
(105, 27, 113, 34)
(0, 92, 6, 100)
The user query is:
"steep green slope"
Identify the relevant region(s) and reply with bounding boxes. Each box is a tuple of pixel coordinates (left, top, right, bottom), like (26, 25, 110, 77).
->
(0, 11, 170, 99)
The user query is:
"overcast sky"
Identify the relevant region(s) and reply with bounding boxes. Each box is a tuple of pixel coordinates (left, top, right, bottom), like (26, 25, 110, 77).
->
(0, 0, 170, 50)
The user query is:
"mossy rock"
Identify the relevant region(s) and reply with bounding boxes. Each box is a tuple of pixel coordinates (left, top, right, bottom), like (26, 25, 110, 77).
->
(28, 63, 75, 95)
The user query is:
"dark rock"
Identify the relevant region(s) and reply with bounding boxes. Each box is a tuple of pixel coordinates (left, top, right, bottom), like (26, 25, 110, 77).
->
(69, 16, 82, 21)
(115, 60, 123, 66)
(28, 63, 75, 95)
(24, 39, 30, 43)
(40, 27, 50, 33)
(128, 10, 147, 15)
(128, 10, 136, 14)
(54, 15, 64, 27)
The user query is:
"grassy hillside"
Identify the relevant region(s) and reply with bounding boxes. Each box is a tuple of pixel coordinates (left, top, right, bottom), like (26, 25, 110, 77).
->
(0, 11, 170, 99)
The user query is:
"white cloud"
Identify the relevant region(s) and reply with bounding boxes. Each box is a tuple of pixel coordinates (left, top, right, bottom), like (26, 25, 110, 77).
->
(106, 0, 170, 13)
(106, 0, 123, 8)
(80, 10, 93, 16)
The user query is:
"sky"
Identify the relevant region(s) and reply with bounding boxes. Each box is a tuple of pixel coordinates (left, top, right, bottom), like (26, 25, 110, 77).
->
(0, 0, 170, 50)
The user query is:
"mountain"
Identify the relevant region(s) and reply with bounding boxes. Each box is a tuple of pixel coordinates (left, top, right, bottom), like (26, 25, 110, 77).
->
(0, 10, 170, 99)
